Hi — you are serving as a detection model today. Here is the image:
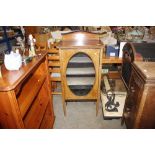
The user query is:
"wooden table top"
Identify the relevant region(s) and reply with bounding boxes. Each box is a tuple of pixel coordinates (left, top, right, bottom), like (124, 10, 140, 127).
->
(133, 61, 155, 81)
(0, 51, 47, 91)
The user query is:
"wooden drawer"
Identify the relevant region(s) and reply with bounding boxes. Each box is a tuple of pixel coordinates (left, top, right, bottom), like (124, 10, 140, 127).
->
(17, 61, 46, 118)
(40, 102, 55, 129)
(23, 79, 49, 129)
(18, 74, 46, 118)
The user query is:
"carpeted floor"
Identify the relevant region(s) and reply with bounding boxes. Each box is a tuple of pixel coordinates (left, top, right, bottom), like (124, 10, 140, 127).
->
(53, 95, 126, 129)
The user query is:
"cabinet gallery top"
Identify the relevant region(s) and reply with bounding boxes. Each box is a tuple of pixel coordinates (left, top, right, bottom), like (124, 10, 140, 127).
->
(57, 31, 104, 49)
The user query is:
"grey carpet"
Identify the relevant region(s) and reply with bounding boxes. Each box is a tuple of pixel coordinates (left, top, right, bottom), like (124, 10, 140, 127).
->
(53, 95, 126, 129)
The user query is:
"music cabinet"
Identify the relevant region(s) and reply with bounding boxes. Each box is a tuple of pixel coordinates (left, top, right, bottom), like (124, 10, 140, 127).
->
(123, 61, 155, 128)
(0, 51, 55, 129)
(58, 31, 104, 116)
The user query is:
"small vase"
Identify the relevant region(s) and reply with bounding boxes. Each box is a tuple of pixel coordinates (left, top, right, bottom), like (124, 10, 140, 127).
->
(4, 51, 22, 70)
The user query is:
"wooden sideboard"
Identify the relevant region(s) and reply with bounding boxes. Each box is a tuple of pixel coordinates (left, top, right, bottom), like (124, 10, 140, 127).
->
(0, 51, 55, 129)
(123, 61, 155, 128)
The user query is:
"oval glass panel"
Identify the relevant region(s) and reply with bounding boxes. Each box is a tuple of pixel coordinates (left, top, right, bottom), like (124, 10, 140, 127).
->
(66, 52, 95, 96)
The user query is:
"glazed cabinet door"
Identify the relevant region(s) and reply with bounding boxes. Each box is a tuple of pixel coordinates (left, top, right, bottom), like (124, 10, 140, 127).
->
(60, 49, 101, 100)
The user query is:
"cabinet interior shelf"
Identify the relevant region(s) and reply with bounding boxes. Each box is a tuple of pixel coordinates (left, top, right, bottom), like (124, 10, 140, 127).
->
(66, 67, 95, 76)
(67, 77, 94, 86)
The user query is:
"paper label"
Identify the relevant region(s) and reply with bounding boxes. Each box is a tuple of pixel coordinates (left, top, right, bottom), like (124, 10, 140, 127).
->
(110, 53, 115, 56)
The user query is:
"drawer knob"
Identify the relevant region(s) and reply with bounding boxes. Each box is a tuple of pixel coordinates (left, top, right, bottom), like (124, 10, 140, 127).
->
(130, 86, 135, 93)
(126, 107, 131, 112)
(124, 112, 130, 118)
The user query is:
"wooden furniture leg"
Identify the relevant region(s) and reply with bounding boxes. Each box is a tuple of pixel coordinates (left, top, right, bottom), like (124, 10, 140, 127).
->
(62, 99, 67, 116)
(96, 98, 99, 116)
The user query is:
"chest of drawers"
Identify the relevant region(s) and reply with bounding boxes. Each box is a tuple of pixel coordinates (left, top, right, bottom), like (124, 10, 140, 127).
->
(0, 51, 55, 128)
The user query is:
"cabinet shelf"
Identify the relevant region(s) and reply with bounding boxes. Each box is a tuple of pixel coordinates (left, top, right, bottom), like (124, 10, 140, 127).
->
(66, 67, 95, 76)
(70, 56, 92, 63)
(67, 77, 94, 86)
(48, 55, 60, 61)
(48, 61, 60, 67)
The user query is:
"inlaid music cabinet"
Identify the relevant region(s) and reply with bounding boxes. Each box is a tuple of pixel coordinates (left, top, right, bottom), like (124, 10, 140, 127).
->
(58, 31, 104, 116)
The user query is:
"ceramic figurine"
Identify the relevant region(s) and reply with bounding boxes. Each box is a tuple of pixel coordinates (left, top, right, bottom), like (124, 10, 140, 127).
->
(16, 36, 25, 56)
(28, 34, 36, 57)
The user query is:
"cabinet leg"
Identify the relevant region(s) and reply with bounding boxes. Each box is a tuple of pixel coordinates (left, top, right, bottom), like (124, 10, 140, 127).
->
(62, 99, 67, 116)
(96, 98, 99, 116)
